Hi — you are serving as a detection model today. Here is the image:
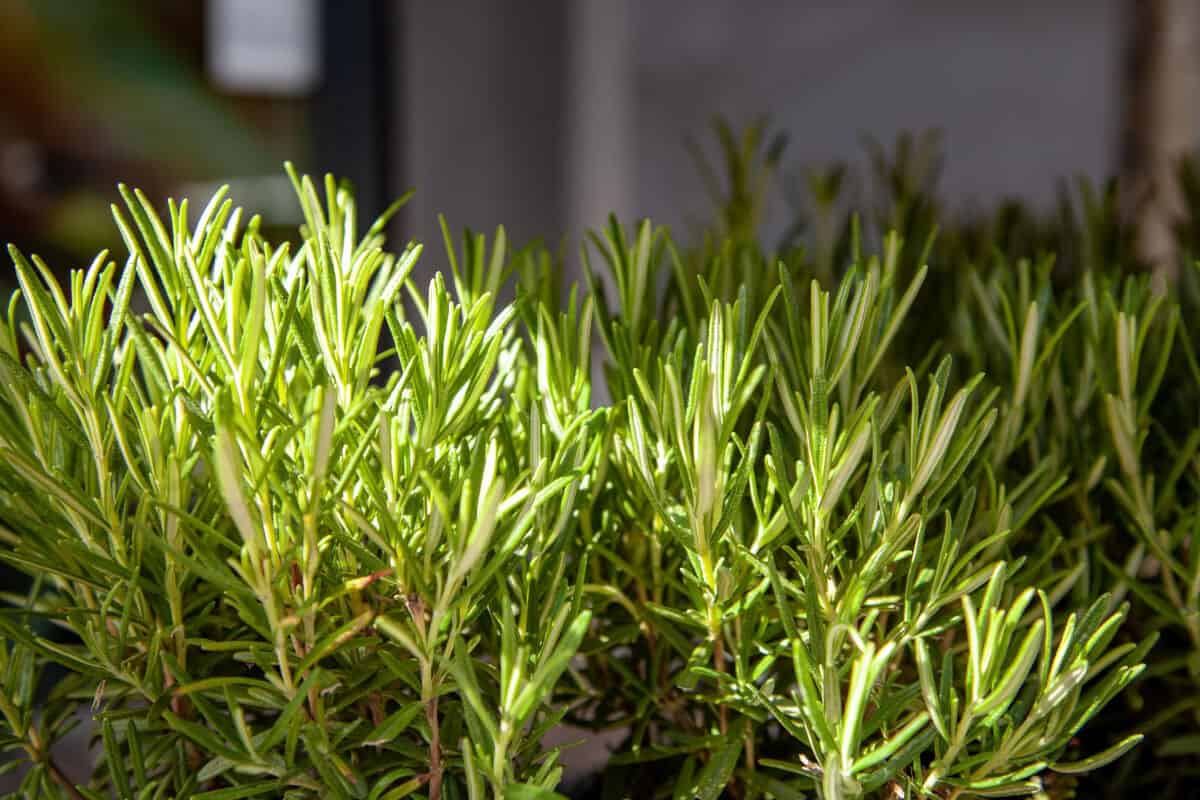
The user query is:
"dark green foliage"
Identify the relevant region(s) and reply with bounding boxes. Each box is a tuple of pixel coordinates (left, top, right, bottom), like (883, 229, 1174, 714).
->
(0, 125, 1196, 800)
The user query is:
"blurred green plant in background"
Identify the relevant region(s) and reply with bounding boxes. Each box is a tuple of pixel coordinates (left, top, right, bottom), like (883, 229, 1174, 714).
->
(0, 0, 299, 267)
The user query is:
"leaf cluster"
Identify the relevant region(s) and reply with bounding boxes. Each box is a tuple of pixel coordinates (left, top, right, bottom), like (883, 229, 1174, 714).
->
(0, 123, 1196, 800)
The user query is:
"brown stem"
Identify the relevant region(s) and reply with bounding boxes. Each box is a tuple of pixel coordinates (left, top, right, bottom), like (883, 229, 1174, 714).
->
(288, 635, 322, 724)
(45, 757, 86, 800)
(426, 695, 443, 800)
(165, 666, 203, 772)
(743, 717, 756, 782)
(712, 625, 739, 798)
(713, 633, 728, 735)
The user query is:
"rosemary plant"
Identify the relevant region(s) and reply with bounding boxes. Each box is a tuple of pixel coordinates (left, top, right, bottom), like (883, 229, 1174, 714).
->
(0, 171, 597, 799)
(0, 133, 1192, 799)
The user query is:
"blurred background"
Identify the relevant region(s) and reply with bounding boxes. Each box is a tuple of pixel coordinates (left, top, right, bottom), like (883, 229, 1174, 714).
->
(3, 0, 1200, 788)
(5, 0, 1197, 284)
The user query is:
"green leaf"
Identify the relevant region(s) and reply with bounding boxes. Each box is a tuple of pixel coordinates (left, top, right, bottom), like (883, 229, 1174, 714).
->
(162, 711, 244, 762)
(850, 711, 930, 774)
(690, 734, 743, 800)
(378, 777, 428, 800)
(191, 782, 283, 800)
(1052, 734, 1144, 771)
(364, 703, 423, 746)
(503, 785, 570, 800)
(295, 610, 375, 675)
(511, 610, 591, 724)
(102, 718, 132, 798)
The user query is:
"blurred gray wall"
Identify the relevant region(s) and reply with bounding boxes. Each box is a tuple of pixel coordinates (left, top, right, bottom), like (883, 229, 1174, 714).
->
(399, 1, 569, 257)
(399, 0, 1123, 262)
(634, 0, 1122, 236)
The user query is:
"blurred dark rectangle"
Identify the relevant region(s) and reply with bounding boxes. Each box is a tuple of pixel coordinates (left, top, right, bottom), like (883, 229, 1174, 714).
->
(314, 0, 398, 224)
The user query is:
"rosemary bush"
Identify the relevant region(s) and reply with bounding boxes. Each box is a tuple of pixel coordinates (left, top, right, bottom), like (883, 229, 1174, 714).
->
(0, 132, 1194, 799)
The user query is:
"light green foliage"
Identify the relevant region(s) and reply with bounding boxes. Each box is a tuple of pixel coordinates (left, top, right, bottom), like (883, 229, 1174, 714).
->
(0, 129, 1193, 800)
(579, 212, 1146, 798)
(0, 171, 595, 799)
